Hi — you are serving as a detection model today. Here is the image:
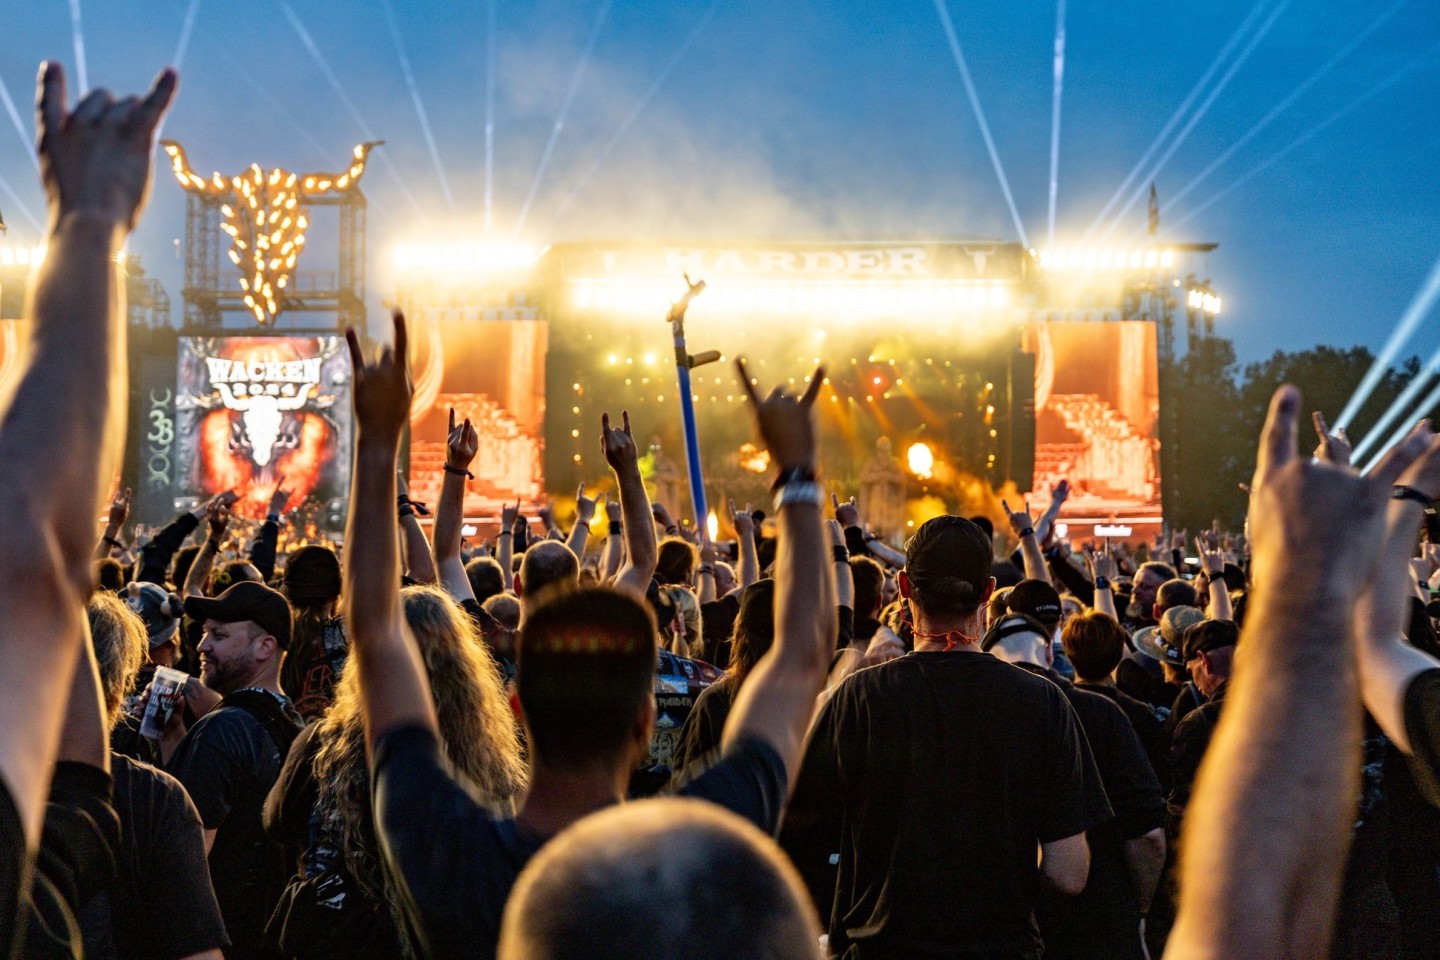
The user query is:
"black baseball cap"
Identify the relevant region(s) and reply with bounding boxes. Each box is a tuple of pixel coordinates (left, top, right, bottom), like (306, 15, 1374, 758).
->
(1006, 579, 1062, 628)
(904, 516, 993, 588)
(185, 581, 292, 650)
(1181, 619, 1239, 663)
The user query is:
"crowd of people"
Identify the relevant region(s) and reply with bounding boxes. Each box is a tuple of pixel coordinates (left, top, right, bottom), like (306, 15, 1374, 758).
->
(9, 60, 1440, 960)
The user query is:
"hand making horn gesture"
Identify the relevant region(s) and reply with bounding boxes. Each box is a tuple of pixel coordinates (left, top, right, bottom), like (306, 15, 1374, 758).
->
(735, 358, 824, 472)
(345, 310, 411, 441)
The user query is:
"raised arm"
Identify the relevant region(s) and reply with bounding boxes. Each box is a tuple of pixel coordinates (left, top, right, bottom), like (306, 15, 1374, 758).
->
(434, 409, 478, 602)
(828, 520, 854, 611)
(696, 534, 718, 603)
(0, 62, 174, 849)
(1003, 498, 1050, 584)
(1166, 388, 1432, 960)
(1034, 479, 1070, 546)
(248, 485, 288, 583)
(396, 470, 437, 586)
(720, 360, 836, 780)
(94, 486, 130, 560)
(730, 499, 759, 589)
(344, 312, 437, 751)
(566, 484, 597, 558)
(1196, 535, 1234, 622)
(605, 411, 657, 597)
(182, 500, 231, 599)
(498, 499, 518, 592)
(601, 494, 623, 581)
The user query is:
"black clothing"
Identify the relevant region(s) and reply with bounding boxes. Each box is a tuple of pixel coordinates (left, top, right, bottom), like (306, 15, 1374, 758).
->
(1167, 681, 1227, 827)
(80, 754, 228, 960)
(852, 614, 882, 647)
(137, 512, 200, 586)
(167, 692, 304, 960)
(1164, 682, 1205, 741)
(1017, 665, 1163, 960)
(1076, 680, 1174, 794)
(1, 779, 22, 959)
(700, 592, 741, 666)
(781, 652, 1112, 960)
(1402, 668, 1440, 808)
(371, 722, 787, 960)
(18, 762, 121, 960)
(1115, 656, 1180, 713)
(671, 675, 737, 778)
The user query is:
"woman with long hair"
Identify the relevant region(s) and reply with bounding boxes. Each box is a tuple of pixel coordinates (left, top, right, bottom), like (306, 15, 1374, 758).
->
(281, 545, 347, 721)
(265, 585, 527, 959)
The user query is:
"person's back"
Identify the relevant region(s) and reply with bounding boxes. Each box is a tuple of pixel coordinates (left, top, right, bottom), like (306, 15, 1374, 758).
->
(790, 651, 1105, 957)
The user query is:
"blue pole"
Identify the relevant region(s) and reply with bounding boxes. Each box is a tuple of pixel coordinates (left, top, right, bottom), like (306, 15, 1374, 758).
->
(674, 355, 708, 527)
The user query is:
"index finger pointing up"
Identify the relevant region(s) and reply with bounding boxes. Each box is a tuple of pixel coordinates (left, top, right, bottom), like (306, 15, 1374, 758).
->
(1256, 385, 1300, 481)
(801, 366, 826, 406)
(736, 358, 761, 406)
(36, 61, 66, 145)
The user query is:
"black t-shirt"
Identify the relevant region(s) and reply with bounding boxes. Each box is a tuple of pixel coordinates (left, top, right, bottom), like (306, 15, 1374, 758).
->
(1, 777, 25, 960)
(1167, 681, 1227, 828)
(1076, 680, 1174, 794)
(371, 722, 787, 960)
(166, 694, 303, 959)
(671, 675, 737, 779)
(1403, 667, 1440, 808)
(79, 754, 228, 960)
(781, 652, 1111, 960)
(1115, 656, 1180, 713)
(1019, 666, 1163, 960)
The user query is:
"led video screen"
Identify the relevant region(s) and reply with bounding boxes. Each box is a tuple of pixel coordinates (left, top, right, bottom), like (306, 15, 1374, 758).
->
(175, 336, 351, 520)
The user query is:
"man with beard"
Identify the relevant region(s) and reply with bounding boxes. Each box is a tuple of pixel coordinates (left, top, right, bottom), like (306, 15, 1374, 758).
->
(166, 581, 304, 960)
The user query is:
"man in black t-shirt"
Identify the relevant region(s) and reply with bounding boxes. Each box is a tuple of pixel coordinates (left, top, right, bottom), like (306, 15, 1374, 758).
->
(781, 516, 1110, 960)
(986, 613, 1165, 960)
(166, 582, 304, 960)
(81, 593, 228, 960)
(345, 329, 836, 960)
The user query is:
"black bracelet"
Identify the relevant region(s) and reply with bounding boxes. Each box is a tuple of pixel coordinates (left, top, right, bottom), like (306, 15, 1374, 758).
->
(1094, 576, 1111, 590)
(266, 513, 280, 524)
(770, 465, 818, 491)
(497, 530, 513, 538)
(664, 524, 679, 536)
(1018, 527, 1035, 539)
(1393, 485, 1432, 507)
(698, 565, 715, 576)
(103, 535, 124, 550)
(444, 463, 474, 480)
(398, 505, 415, 519)
(609, 522, 623, 536)
(832, 545, 850, 563)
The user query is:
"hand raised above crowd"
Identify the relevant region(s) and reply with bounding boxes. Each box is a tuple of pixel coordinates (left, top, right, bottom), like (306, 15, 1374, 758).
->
(205, 499, 231, 542)
(36, 61, 177, 233)
(346, 310, 411, 440)
(446, 407, 479, 471)
(730, 498, 754, 539)
(832, 494, 861, 529)
(108, 486, 131, 529)
(1312, 410, 1352, 467)
(601, 410, 638, 473)
(574, 484, 598, 527)
(736, 358, 823, 471)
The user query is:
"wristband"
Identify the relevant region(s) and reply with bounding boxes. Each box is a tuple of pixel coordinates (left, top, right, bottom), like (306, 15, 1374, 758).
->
(832, 545, 850, 563)
(498, 530, 513, 539)
(444, 463, 474, 480)
(1393, 485, 1432, 507)
(205, 537, 224, 550)
(266, 513, 280, 524)
(1017, 527, 1035, 539)
(103, 535, 124, 550)
(665, 524, 680, 536)
(770, 465, 818, 492)
(609, 522, 623, 536)
(864, 533, 879, 543)
(774, 481, 825, 511)
(1094, 576, 1111, 591)
(698, 565, 715, 577)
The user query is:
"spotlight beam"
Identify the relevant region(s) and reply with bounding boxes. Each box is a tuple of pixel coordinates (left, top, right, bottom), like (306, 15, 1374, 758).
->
(1098, 0, 1291, 240)
(1160, 0, 1407, 219)
(1046, 0, 1067, 249)
(933, 0, 1029, 248)
(1361, 378, 1440, 474)
(0, 74, 38, 172)
(1083, 0, 1273, 239)
(379, 0, 455, 212)
(173, 0, 202, 69)
(543, 0, 721, 235)
(1340, 252, 1440, 436)
(68, 0, 88, 92)
(1170, 44, 1439, 233)
(513, 0, 613, 237)
(485, 0, 497, 232)
(281, 3, 424, 216)
(0, 171, 41, 234)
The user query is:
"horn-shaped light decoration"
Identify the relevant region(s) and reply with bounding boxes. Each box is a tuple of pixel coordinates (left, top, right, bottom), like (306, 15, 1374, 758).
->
(159, 140, 381, 324)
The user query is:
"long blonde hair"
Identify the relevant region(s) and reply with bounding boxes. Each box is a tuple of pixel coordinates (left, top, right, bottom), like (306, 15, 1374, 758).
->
(311, 586, 527, 925)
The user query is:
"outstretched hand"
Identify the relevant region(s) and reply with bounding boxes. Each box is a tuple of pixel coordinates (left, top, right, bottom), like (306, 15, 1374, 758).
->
(108, 486, 131, 528)
(1312, 411, 1352, 467)
(205, 499, 231, 541)
(1001, 499, 1035, 537)
(832, 494, 861, 528)
(346, 310, 411, 441)
(729, 498, 754, 538)
(601, 410, 638, 473)
(268, 484, 291, 517)
(501, 499, 520, 530)
(36, 61, 178, 233)
(736, 358, 823, 471)
(574, 484, 597, 525)
(446, 407, 478, 469)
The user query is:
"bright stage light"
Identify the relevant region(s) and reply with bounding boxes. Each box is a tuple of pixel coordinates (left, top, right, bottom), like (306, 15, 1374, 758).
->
(707, 510, 719, 542)
(389, 242, 544, 280)
(907, 441, 935, 480)
(563, 277, 1017, 319)
(1038, 246, 1176, 272)
(1187, 289, 1222, 315)
(0, 244, 43, 268)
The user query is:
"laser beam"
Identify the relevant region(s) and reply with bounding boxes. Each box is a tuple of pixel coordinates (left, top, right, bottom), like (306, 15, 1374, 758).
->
(0, 170, 41, 233)
(1170, 44, 1438, 232)
(1099, 0, 1291, 239)
(0, 73, 38, 172)
(68, 0, 88, 92)
(380, 0, 455, 212)
(1361, 378, 1440, 474)
(485, 0, 497, 232)
(1046, 0, 1066, 249)
(513, 0, 613, 237)
(934, 0, 1029, 247)
(1160, 0, 1407, 219)
(544, 0, 720, 235)
(173, 0, 203, 71)
(281, 3, 424, 216)
(1084, 0, 1273, 239)
(1339, 252, 1440, 436)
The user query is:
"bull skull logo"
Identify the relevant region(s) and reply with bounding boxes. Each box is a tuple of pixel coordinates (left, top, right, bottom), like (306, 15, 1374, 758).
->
(160, 140, 381, 324)
(196, 354, 335, 468)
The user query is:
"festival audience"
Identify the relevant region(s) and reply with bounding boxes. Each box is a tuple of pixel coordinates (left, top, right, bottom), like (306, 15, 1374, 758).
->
(10, 53, 1440, 960)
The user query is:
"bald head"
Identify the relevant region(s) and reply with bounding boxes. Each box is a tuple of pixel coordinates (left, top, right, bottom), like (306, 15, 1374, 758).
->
(499, 798, 821, 960)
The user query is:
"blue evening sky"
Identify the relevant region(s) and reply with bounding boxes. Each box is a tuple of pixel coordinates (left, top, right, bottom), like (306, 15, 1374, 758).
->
(0, 0, 1436, 362)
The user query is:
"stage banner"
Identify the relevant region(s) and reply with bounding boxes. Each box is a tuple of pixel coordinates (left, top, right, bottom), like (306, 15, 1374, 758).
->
(175, 337, 351, 521)
(1027, 321, 1162, 530)
(128, 328, 182, 527)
